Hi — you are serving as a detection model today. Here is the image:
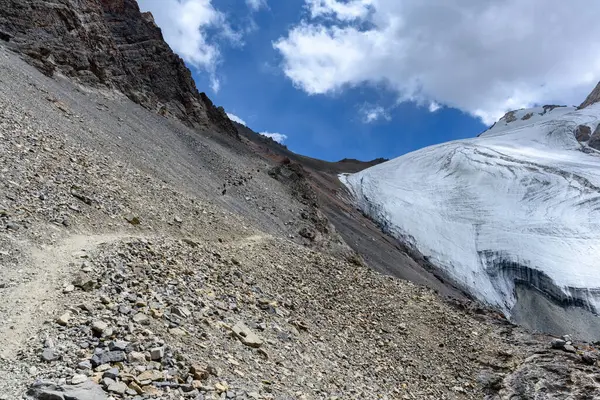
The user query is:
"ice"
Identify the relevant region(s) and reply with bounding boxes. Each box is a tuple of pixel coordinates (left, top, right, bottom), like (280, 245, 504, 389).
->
(342, 104, 600, 314)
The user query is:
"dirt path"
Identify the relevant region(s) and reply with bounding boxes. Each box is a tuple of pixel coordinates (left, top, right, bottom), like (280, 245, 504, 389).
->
(0, 232, 134, 360)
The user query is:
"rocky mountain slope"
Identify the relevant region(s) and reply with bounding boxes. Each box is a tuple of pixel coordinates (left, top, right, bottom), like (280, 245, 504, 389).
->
(2, 38, 599, 400)
(342, 104, 600, 342)
(0, 0, 236, 136)
(0, 0, 599, 399)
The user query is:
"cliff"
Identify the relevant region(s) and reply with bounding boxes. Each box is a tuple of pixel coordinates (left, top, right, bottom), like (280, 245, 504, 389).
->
(0, 0, 237, 136)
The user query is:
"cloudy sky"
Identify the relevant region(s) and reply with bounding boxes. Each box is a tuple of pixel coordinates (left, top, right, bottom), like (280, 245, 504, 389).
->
(137, 0, 600, 161)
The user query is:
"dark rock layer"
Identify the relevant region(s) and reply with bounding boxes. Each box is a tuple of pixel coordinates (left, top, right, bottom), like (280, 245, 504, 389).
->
(0, 0, 236, 136)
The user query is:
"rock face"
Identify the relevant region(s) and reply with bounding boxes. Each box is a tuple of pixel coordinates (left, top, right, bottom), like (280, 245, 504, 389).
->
(0, 0, 236, 136)
(589, 124, 600, 150)
(580, 81, 600, 109)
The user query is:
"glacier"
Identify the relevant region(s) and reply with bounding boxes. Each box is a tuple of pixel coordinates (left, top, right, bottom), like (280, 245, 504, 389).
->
(341, 104, 600, 323)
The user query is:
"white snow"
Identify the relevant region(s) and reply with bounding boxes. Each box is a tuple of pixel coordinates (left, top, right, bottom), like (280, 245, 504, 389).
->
(341, 104, 600, 314)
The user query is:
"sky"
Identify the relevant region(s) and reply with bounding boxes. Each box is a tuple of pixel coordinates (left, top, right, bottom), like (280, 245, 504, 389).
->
(137, 0, 600, 162)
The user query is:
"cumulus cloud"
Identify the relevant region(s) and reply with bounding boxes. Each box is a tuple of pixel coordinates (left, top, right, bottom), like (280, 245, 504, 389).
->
(227, 113, 247, 125)
(361, 105, 390, 123)
(275, 0, 600, 124)
(137, 0, 240, 93)
(260, 132, 288, 143)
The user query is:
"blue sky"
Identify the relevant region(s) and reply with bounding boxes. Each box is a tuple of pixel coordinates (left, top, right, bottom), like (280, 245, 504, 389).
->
(138, 0, 600, 162)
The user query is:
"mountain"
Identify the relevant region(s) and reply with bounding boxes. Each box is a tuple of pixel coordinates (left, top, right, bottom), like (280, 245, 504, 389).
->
(0, 0, 236, 135)
(1, 1, 600, 398)
(342, 103, 600, 340)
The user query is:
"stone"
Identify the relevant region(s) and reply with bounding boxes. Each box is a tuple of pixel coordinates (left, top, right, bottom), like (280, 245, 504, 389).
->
(171, 305, 191, 319)
(128, 351, 146, 363)
(214, 382, 229, 393)
(102, 377, 116, 388)
(125, 215, 141, 225)
(132, 312, 149, 325)
(169, 327, 185, 336)
(71, 374, 88, 385)
(582, 351, 598, 365)
(550, 339, 566, 349)
(91, 351, 126, 368)
(136, 369, 164, 382)
(63, 284, 75, 293)
(78, 360, 92, 371)
(232, 322, 263, 348)
(41, 348, 58, 362)
(142, 386, 161, 396)
(150, 347, 164, 361)
(73, 274, 95, 291)
(56, 312, 71, 326)
(103, 368, 119, 380)
(95, 364, 111, 373)
(563, 344, 577, 353)
(128, 381, 144, 395)
(91, 320, 109, 335)
(26, 380, 107, 400)
(79, 302, 94, 312)
(190, 364, 209, 381)
(108, 340, 129, 351)
(191, 380, 205, 389)
(107, 381, 128, 394)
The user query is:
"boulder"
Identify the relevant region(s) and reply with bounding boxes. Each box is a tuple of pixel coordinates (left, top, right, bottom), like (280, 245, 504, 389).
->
(26, 380, 107, 400)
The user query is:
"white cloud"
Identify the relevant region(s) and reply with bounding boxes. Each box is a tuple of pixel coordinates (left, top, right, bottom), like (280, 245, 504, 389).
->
(137, 0, 241, 93)
(259, 132, 288, 143)
(275, 0, 600, 125)
(428, 102, 441, 113)
(246, 0, 267, 11)
(306, 0, 373, 21)
(361, 105, 390, 123)
(227, 113, 247, 125)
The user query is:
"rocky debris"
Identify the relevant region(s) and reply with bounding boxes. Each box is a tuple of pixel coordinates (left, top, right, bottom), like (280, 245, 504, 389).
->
(268, 159, 338, 248)
(11, 234, 596, 399)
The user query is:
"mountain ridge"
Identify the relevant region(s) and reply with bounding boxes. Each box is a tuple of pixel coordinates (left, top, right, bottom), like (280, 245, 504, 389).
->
(0, 0, 237, 136)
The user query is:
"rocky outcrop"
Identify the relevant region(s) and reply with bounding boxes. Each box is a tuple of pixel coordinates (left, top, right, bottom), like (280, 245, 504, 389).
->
(589, 124, 600, 150)
(0, 0, 237, 136)
(575, 124, 591, 142)
(580, 81, 600, 109)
